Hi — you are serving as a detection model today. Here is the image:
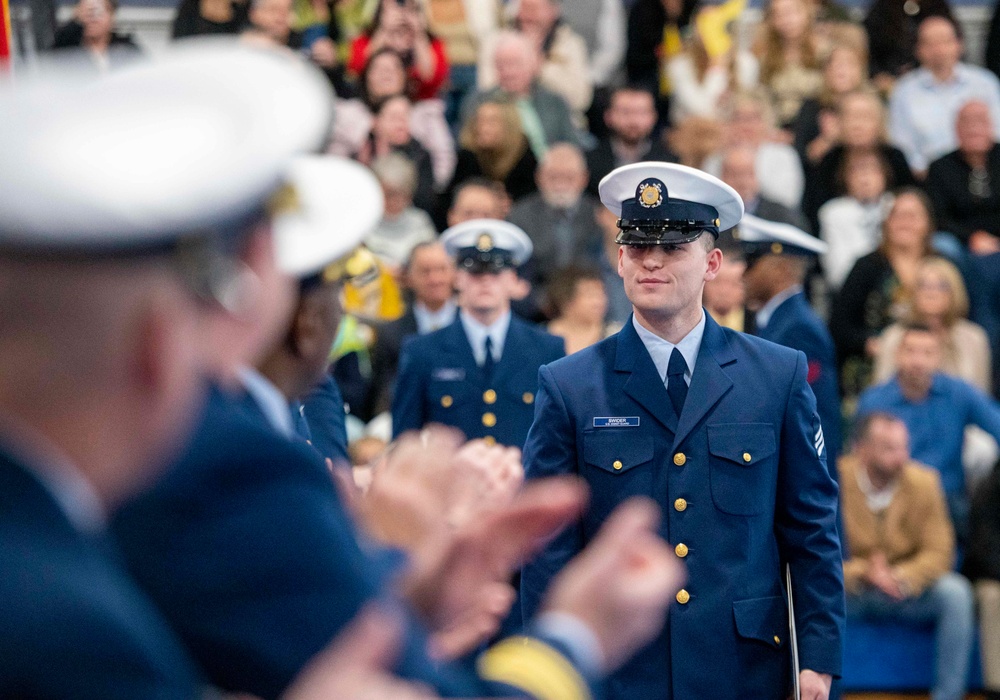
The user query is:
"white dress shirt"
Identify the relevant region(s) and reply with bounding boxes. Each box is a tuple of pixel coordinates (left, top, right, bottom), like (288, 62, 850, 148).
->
(413, 299, 458, 335)
(460, 309, 511, 366)
(238, 366, 295, 439)
(631, 311, 706, 388)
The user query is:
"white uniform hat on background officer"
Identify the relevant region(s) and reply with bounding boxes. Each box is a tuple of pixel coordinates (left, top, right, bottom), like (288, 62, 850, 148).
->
(735, 214, 828, 264)
(599, 162, 744, 245)
(440, 219, 533, 273)
(0, 40, 332, 256)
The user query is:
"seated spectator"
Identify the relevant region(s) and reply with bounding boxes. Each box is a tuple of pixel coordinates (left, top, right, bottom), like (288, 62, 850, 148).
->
(818, 149, 893, 291)
(478, 0, 594, 127)
(448, 98, 538, 207)
(330, 48, 455, 191)
(447, 177, 509, 225)
(366, 241, 457, 419)
(586, 86, 676, 196)
(965, 459, 1000, 700)
(545, 266, 617, 355)
(753, 0, 823, 129)
(460, 31, 579, 158)
(171, 0, 249, 38)
(840, 411, 974, 700)
(926, 100, 1000, 254)
(594, 206, 633, 327)
(51, 0, 141, 70)
(354, 95, 436, 215)
(704, 249, 749, 332)
(347, 0, 449, 100)
(423, 0, 500, 127)
(625, 0, 699, 116)
(665, 6, 759, 125)
(794, 44, 869, 167)
(364, 153, 437, 272)
(719, 145, 809, 245)
(874, 256, 992, 392)
(857, 323, 1000, 539)
(560, 0, 626, 132)
(830, 187, 934, 398)
(804, 89, 916, 230)
(863, 0, 955, 92)
(703, 89, 805, 210)
(243, 0, 345, 85)
(889, 16, 1000, 178)
(507, 142, 604, 320)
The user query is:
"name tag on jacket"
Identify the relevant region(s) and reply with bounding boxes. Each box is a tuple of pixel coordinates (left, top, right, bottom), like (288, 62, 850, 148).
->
(593, 417, 640, 428)
(432, 368, 466, 381)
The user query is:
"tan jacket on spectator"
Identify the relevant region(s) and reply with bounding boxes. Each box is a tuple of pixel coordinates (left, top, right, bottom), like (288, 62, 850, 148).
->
(840, 454, 955, 596)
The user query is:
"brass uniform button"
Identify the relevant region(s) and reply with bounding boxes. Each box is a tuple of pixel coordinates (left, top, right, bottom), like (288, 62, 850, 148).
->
(673, 453, 686, 466)
(674, 498, 687, 512)
(612, 460, 623, 471)
(522, 392, 534, 404)
(773, 635, 781, 645)
(483, 436, 496, 446)
(742, 452, 752, 463)
(676, 589, 690, 605)
(483, 389, 497, 404)
(482, 412, 497, 428)
(674, 543, 688, 558)
(440, 395, 453, 408)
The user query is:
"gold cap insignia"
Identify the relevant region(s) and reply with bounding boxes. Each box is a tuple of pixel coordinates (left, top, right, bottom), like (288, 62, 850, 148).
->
(771, 242, 783, 254)
(638, 182, 663, 209)
(477, 233, 494, 251)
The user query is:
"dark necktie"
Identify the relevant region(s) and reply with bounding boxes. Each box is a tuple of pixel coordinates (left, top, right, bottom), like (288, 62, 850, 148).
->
(483, 336, 495, 380)
(667, 347, 689, 417)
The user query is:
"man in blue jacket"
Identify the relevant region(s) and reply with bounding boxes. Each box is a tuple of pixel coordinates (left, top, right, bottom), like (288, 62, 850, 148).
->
(392, 220, 565, 448)
(521, 162, 845, 700)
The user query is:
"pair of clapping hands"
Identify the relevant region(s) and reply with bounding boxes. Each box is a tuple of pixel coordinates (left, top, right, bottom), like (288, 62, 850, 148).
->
(291, 426, 686, 699)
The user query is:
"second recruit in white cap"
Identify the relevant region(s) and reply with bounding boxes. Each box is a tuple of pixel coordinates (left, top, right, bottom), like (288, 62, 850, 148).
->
(440, 219, 533, 273)
(736, 214, 829, 257)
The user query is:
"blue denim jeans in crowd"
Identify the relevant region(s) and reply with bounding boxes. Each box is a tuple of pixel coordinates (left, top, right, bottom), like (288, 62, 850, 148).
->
(846, 572, 975, 700)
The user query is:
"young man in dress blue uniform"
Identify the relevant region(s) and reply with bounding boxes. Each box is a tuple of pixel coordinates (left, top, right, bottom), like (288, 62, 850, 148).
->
(738, 215, 843, 480)
(521, 162, 845, 700)
(392, 220, 565, 447)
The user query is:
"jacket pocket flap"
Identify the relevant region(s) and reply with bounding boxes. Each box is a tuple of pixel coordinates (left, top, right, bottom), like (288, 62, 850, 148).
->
(708, 423, 777, 466)
(733, 595, 787, 646)
(583, 431, 654, 474)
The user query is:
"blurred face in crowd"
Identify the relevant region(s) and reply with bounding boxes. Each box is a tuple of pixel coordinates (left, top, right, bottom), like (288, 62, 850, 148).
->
(956, 101, 995, 157)
(376, 1, 418, 54)
(562, 279, 608, 325)
(494, 36, 539, 96)
(365, 52, 407, 100)
(448, 185, 505, 225)
(456, 268, 518, 317)
(913, 265, 954, 322)
(884, 192, 932, 252)
(373, 96, 412, 146)
(720, 147, 759, 204)
(297, 282, 344, 390)
(824, 46, 865, 95)
(79, 0, 115, 43)
(703, 257, 746, 316)
(895, 328, 942, 392)
(839, 93, 883, 148)
(844, 153, 887, 202)
(728, 99, 768, 145)
(537, 144, 588, 209)
(856, 416, 911, 484)
(517, 0, 560, 37)
(618, 237, 722, 324)
(473, 103, 507, 149)
(742, 255, 800, 310)
(916, 17, 962, 76)
(605, 90, 658, 146)
(406, 244, 456, 309)
(768, 0, 810, 43)
(380, 182, 413, 218)
(250, 0, 293, 44)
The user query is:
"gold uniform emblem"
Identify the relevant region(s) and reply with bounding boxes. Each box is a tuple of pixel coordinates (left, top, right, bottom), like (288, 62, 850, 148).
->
(638, 182, 663, 208)
(477, 233, 493, 251)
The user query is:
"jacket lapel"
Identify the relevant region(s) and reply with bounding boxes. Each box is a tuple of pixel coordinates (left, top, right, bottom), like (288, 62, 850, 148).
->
(614, 318, 678, 434)
(442, 319, 480, 380)
(672, 314, 736, 450)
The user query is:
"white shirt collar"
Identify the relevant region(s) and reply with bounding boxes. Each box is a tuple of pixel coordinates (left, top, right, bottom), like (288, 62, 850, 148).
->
(460, 309, 512, 366)
(238, 366, 295, 438)
(0, 414, 106, 533)
(413, 299, 457, 335)
(631, 311, 706, 386)
(755, 284, 802, 331)
(855, 462, 898, 513)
